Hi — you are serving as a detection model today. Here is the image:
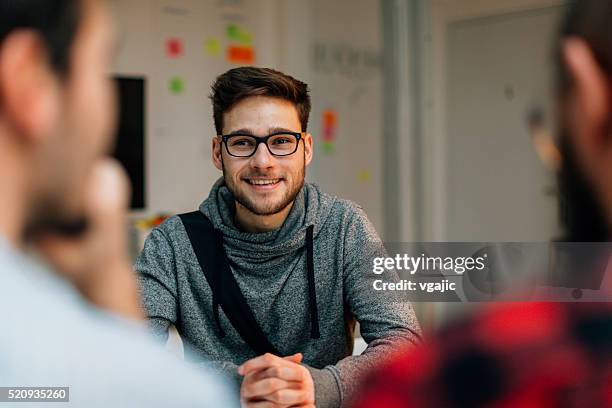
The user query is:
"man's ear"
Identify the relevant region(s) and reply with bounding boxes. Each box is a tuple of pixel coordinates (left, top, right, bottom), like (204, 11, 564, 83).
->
(304, 132, 313, 166)
(0, 30, 60, 144)
(212, 136, 223, 171)
(562, 38, 611, 165)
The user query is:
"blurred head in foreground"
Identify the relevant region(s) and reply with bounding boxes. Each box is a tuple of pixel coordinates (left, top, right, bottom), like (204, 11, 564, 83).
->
(351, 1, 612, 407)
(0, 0, 116, 242)
(557, 0, 612, 241)
(0, 2, 235, 406)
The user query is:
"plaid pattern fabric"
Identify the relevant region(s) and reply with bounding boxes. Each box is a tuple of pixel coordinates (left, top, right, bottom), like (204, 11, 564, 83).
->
(351, 303, 612, 408)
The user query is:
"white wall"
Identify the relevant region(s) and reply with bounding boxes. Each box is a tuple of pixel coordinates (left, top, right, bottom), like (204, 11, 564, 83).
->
(307, 0, 385, 234)
(419, 0, 566, 241)
(415, 0, 567, 328)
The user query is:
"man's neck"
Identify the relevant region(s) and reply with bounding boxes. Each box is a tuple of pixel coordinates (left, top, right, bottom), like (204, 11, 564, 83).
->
(234, 201, 294, 233)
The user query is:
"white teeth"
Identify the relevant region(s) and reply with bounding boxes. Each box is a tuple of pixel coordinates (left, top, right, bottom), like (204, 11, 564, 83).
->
(248, 179, 280, 185)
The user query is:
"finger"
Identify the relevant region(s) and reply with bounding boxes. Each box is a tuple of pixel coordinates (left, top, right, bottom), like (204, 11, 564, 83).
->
(241, 401, 278, 408)
(85, 159, 130, 233)
(85, 159, 129, 252)
(239, 353, 285, 376)
(283, 353, 302, 364)
(248, 364, 308, 383)
(256, 388, 311, 406)
(83, 159, 132, 267)
(241, 377, 294, 400)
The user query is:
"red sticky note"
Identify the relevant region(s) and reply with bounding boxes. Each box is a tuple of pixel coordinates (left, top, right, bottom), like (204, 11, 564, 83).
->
(226, 46, 255, 64)
(166, 38, 183, 58)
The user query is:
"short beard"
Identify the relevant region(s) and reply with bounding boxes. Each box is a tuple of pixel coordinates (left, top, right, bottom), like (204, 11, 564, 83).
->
(23, 198, 87, 241)
(222, 158, 305, 217)
(558, 129, 609, 242)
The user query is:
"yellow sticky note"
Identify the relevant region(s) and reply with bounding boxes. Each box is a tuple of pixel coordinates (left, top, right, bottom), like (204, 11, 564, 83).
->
(205, 38, 221, 56)
(357, 170, 371, 183)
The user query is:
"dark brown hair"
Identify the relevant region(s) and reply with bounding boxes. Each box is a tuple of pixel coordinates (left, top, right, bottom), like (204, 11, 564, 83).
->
(0, 0, 81, 76)
(210, 67, 311, 134)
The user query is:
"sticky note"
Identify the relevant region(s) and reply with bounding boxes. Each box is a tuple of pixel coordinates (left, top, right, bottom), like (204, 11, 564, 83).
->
(169, 77, 185, 94)
(322, 109, 338, 142)
(237, 30, 253, 45)
(321, 141, 335, 154)
(226, 24, 253, 45)
(205, 38, 222, 56)
(323, 110, 337, 128)
(226, 46, 255, 64)
(226, 24, 240, 40)
(166, 38, 183, 58)
(357, 170, 371, 183)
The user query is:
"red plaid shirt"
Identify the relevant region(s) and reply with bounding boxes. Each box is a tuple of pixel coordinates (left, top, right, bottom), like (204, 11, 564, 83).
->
(351, 303, 612, 408)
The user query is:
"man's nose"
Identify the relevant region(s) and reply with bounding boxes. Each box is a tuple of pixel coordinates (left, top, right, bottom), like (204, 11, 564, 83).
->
(250, 142, 274, 169)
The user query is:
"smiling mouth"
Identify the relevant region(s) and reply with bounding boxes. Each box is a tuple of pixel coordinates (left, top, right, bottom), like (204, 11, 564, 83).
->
(244, 178, 282, 186)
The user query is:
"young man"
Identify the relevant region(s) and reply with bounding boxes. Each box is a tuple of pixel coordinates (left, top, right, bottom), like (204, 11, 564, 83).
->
(352, 1, 612, 406)
(136, 67, 422, 407)
(0, 0, 234, 406)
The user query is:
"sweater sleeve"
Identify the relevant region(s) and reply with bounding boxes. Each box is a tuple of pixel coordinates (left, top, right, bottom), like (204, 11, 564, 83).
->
(312, 204, 423, 407)
(134, 227, 180, 344)
(136, 225, 244, 388)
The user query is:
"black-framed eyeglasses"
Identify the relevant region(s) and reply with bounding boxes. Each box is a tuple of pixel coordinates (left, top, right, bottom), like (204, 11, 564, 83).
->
(221, 131, 303, 157)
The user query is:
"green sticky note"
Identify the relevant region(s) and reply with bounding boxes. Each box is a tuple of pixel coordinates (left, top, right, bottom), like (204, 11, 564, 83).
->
(169, 77, 184, 94)
(205, 38, 221, 56)
(226, 24, 252, 45)
(226, 24, 239, 40)
(321, 141, 335, 154)
(237, 31, 252, 45)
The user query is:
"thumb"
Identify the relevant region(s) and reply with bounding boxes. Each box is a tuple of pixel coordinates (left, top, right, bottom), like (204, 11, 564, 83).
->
(85, 159, 130, 234)
(283, 353, 303, 364)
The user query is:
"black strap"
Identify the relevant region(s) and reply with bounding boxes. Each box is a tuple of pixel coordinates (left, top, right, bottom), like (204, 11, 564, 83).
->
(179, 211, 280, 356)
(306, 225, 320, 338)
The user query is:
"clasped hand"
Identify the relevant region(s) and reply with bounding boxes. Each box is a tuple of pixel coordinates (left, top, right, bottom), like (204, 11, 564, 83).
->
(238, 352, 315, 408)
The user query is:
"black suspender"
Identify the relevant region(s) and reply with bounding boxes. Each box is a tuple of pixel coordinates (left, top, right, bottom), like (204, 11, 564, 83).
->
(179, 211, 280, 355)
(179, 211, 320, 356)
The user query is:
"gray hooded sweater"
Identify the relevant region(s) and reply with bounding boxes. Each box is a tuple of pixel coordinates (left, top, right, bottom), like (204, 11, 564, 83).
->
(135, 179, 421, 407)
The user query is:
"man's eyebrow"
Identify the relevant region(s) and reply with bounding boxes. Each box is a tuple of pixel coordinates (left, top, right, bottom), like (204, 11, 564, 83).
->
(268, 127, 300, 134)
(225, 129, 256, 136)
(224, 127, 300, 136)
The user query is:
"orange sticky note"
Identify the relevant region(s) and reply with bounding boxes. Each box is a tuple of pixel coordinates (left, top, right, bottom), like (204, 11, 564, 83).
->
(226, 46, 255, 64)
(322, 109, 338, 142)
(323, 110, 337, 128)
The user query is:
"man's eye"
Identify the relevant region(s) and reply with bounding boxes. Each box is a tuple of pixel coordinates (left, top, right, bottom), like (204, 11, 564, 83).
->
(230, 138, 254, 146)
(273, 138, 291, 144)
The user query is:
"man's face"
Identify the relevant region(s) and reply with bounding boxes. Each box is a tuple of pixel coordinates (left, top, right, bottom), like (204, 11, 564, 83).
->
(212, 96, 313, 216)
(32, 0, 116, 228)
